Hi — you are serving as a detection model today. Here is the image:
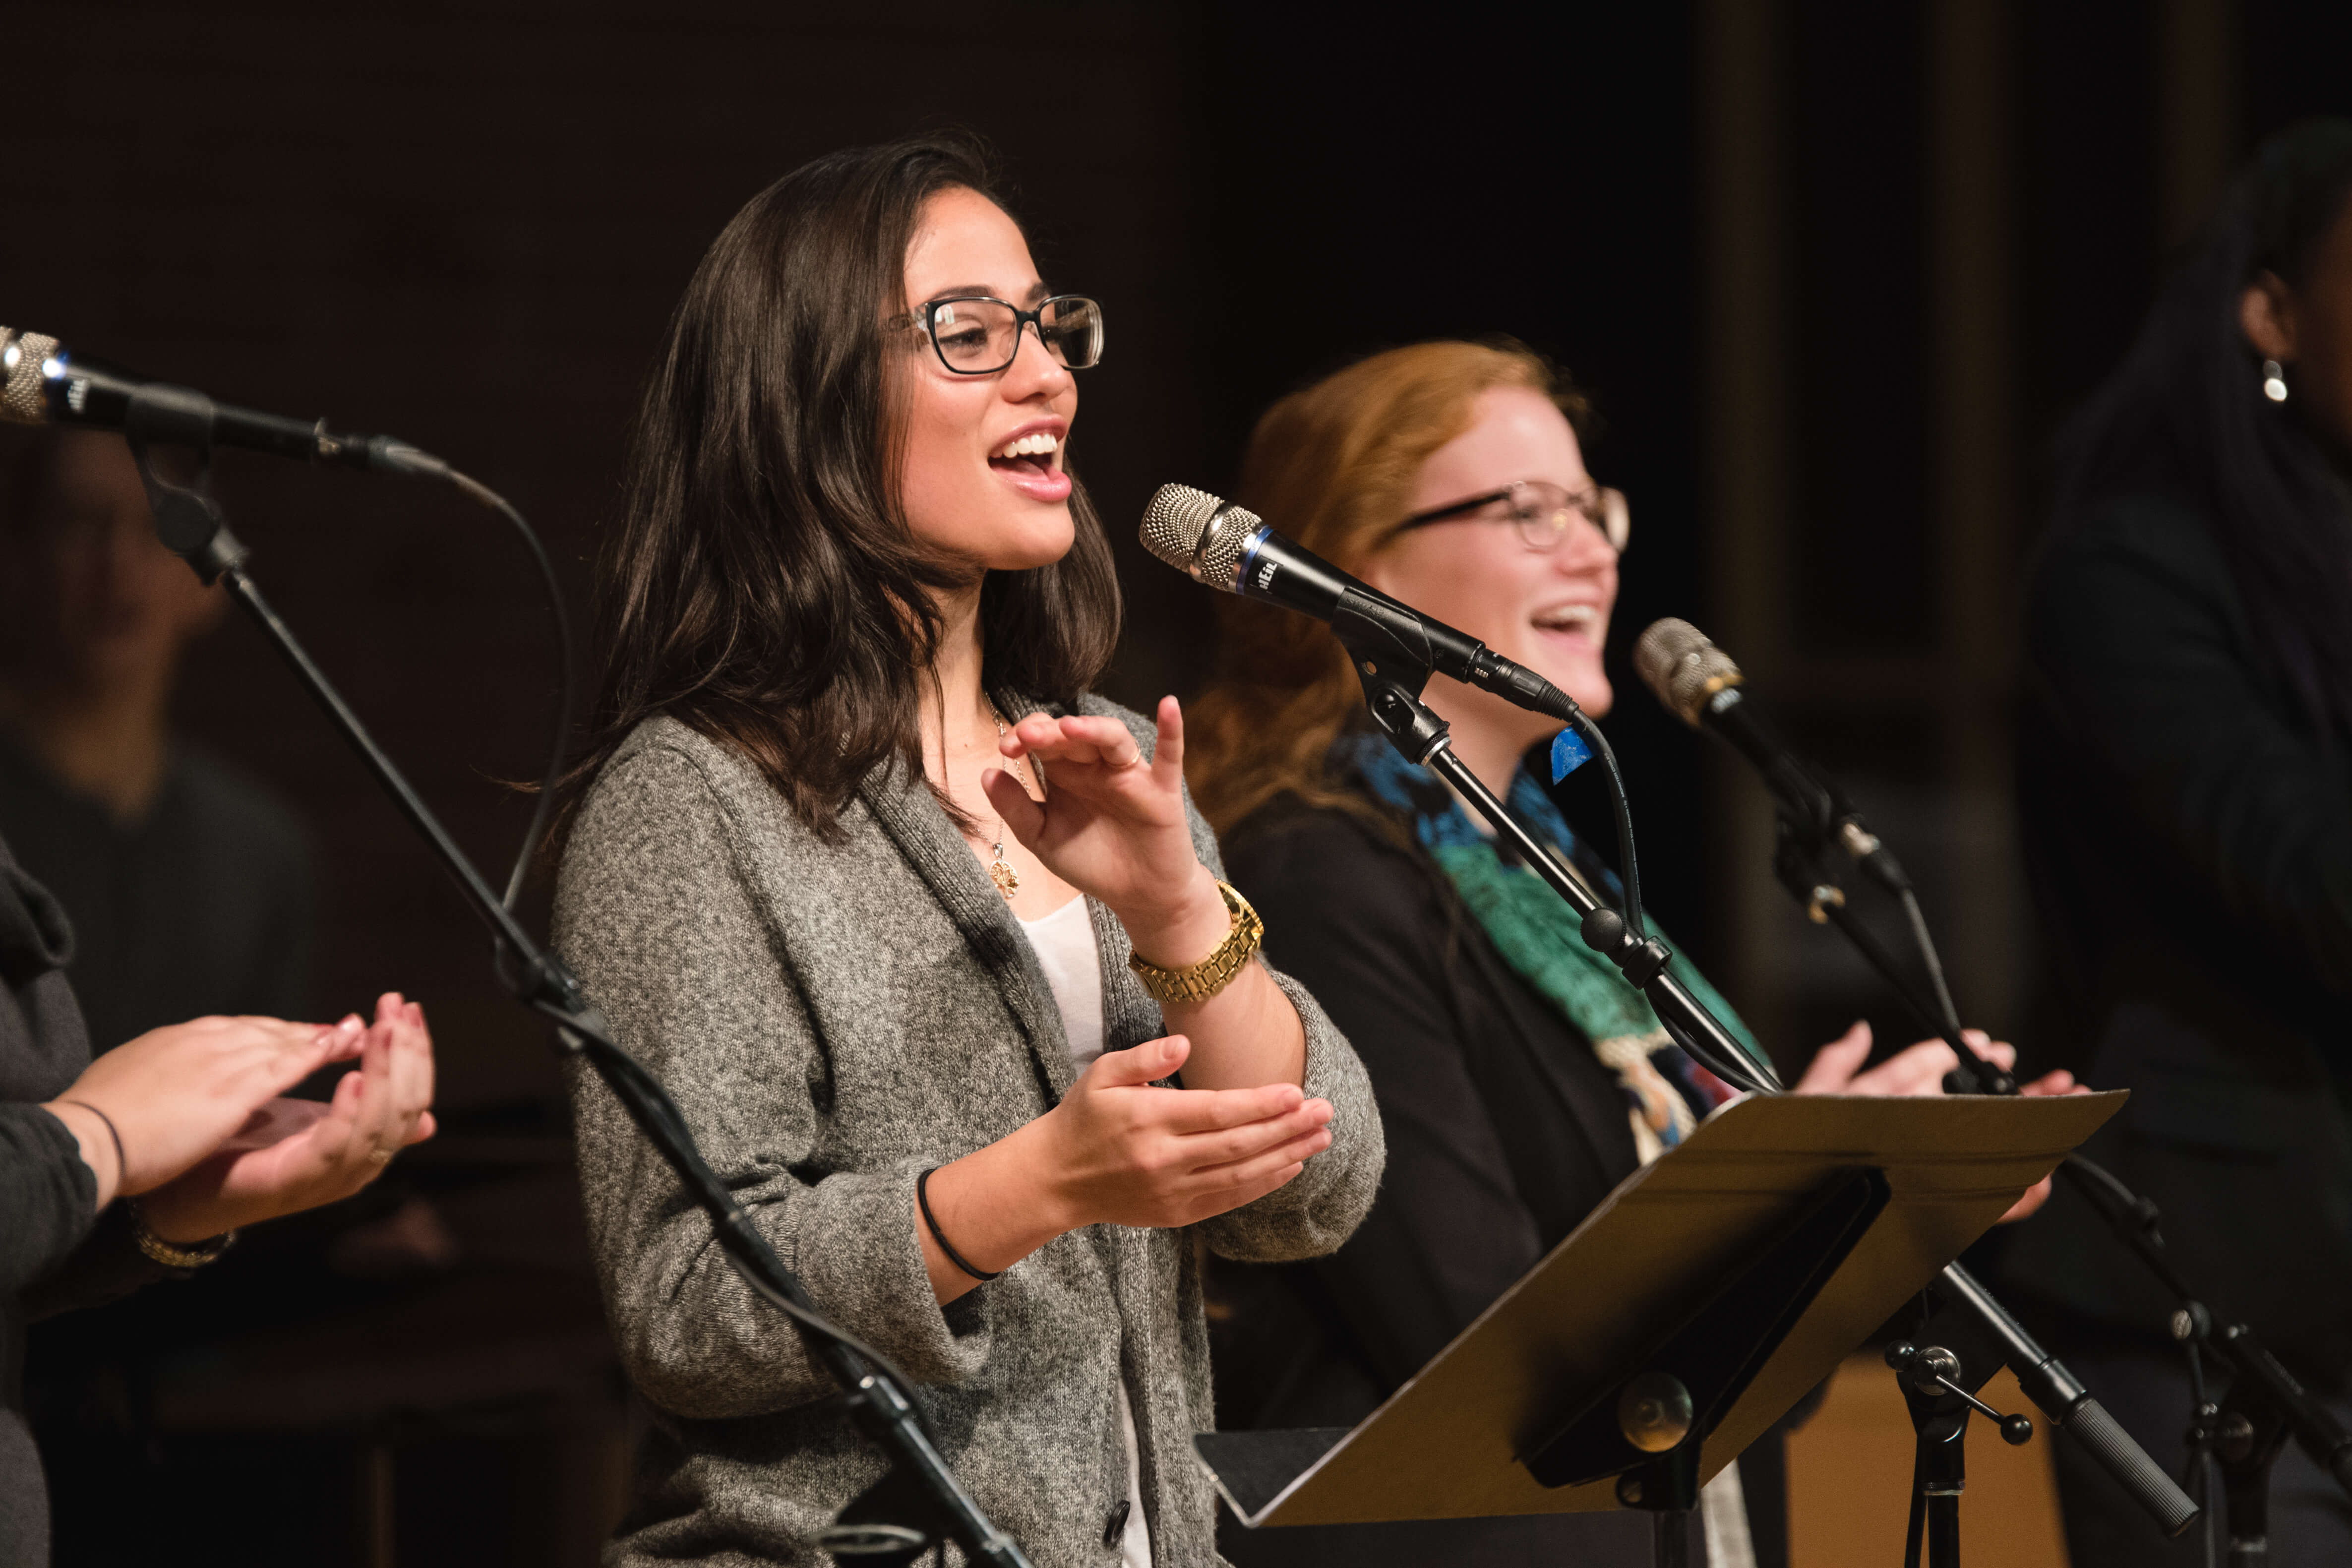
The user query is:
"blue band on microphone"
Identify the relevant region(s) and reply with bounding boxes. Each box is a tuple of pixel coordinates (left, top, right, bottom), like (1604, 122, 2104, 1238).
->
(1550, 727, 1593, 783)
(1234, 524, 1271, 592)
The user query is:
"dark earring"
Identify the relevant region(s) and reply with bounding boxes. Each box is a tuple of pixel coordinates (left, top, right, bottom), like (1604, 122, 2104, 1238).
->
(2262, 358, 2290, 404)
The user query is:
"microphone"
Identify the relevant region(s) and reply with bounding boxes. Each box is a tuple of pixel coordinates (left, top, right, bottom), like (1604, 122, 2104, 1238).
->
(1139, 482, 1575, 720)
(1632, 617, 1907, 888)
(1, 325, 446, 477)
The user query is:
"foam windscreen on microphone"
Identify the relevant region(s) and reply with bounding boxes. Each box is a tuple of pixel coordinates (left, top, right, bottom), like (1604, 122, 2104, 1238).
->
(1139, 482, 1262, 589)
(1633, 617, 1745, 727)
(0, 328, 60, 426)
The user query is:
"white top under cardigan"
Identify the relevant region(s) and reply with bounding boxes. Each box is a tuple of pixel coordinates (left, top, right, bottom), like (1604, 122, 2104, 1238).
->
(1019, 894, 1151, 1568)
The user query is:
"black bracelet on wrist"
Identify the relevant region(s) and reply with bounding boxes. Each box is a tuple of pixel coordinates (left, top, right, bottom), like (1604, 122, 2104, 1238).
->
(57, 1099, 127, 1195)
(917, 1166, 1001, 1283)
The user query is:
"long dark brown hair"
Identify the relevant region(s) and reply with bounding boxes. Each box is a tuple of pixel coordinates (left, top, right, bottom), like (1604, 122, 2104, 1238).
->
(568, 133, 1120, 839)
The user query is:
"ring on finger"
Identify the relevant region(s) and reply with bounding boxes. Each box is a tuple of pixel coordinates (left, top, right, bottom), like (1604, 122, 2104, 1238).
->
(366, 1147, 395, 1165)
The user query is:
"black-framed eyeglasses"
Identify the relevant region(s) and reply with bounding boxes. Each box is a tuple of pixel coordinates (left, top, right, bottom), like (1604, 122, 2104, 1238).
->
(1391, 478, 1630, 554)
(895, 294, 1105, 376)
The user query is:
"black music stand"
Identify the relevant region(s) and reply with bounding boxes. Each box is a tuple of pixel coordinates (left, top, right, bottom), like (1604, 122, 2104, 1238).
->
(1198, 1091, 2124, 1566)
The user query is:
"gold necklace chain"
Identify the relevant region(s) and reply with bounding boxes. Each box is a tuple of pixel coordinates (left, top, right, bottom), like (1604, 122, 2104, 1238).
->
(984, 701, 1032, 902)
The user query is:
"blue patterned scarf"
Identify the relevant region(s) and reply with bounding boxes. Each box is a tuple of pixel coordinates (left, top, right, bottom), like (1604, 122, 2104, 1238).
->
(1345, 734, 1758, 1160)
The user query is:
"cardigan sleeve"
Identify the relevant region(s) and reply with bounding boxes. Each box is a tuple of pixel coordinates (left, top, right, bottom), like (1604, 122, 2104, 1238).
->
(1220, 810, 1551, 1384)
(554, 743, 992, 1422)
(1184, 808, 1385, 1264)
(2031, 499, 2352, 998)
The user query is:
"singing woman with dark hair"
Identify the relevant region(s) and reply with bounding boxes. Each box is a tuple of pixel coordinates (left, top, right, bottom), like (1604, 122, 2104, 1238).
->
(552, 135, 1381, 1567)
(2001, 120, 2352, 1566)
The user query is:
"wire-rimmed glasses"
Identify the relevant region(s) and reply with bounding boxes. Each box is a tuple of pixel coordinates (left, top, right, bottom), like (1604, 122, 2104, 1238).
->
(898, 295, 1105, 375)
(1391, 478, 1630, 554)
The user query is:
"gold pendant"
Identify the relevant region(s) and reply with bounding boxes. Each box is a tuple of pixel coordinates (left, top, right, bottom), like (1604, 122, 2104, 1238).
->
(989, 852, 1020, 899)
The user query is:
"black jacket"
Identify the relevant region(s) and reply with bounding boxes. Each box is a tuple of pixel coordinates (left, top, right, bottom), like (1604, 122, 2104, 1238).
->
(2003, 491, 2352, 1383)
(0, 843, 159, 1566)
(1209, 789, 1748, 1566)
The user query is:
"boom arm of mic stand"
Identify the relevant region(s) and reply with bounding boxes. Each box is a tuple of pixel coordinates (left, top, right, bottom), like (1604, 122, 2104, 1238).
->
(1348, 665, 2197, 1533)
(1349, 666, 1782, 1095)
(214, 564, 1034, 1568)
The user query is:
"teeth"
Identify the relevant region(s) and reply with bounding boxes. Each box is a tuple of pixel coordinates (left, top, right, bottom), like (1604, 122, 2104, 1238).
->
(1534, 605, 1597, 630)
(993, 431, 1060, 460)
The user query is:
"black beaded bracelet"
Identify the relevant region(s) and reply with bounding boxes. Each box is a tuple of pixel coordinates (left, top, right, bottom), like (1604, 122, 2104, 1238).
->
(916, 1166, 1001, 1283)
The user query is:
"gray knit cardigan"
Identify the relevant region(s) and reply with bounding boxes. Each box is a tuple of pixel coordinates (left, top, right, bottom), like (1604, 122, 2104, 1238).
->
(552, 700, 1384, 1567)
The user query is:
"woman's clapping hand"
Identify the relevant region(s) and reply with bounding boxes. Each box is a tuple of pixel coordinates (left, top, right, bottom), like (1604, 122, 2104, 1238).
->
(1794, 1020, 2084, 1222)
(136, 992, 436, 1243)
(916, 1033, 1335, 1301)
(1034, 1033, 1333, 1230)
(44, 1012, 372, 1206)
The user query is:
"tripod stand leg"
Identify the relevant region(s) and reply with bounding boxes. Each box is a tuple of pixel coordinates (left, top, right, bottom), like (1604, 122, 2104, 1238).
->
(1925, 1491, 1962, 1567)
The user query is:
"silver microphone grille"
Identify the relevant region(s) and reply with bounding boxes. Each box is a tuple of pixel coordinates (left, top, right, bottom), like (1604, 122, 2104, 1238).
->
(0, 328, 59, 427)
(1633, 617, 1744, 726)
(1138, 482, 1265, 591)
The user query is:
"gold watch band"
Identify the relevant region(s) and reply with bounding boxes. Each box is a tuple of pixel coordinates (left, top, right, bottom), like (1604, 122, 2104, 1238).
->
(1127, 881, 1265, 1005)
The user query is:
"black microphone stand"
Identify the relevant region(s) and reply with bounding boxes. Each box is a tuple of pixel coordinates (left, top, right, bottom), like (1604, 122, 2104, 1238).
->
(1335, 626, 2197, 1561)
(125, 410, 1030, 1568)
(1764, 772, 2352, 1567)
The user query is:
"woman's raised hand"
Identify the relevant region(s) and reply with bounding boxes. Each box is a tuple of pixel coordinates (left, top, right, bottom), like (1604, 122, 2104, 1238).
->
(136, 992, 437, 1243)
(43, 1011, 373, 1208)
(985, 697, 1228, 962)
(1034, 1034, 1334, 1230)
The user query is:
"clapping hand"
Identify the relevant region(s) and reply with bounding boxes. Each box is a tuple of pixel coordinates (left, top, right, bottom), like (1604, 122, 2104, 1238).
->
(137, 993, 436, 1243)
(1795, 1020, 2082, 1221)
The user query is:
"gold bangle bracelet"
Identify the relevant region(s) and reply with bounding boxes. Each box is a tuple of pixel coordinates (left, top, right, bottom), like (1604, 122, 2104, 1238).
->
(1127, 881, 1265, 1006)
(129, 1203, 235, 1269)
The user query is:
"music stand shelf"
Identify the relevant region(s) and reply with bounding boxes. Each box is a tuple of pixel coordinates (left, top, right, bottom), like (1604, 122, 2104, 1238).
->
(1200, 1090, 2123, 1530)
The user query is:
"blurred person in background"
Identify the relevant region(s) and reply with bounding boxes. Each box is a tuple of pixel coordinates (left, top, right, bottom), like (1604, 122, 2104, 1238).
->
(0, 426, 314, 1052)
(0, 424, 329, 1561)
(2001, 119, 2352, 1565)
(1187, 340, 2074, 1568)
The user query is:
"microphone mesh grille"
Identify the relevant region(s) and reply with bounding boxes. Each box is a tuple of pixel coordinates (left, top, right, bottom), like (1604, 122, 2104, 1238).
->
(1633, 617, 1744, 726)
(1140, 483, 1265, 591)
(1193, 497, 1264, 588)
(0, 329, 58, 427)
(1139, 483, 1226, 571)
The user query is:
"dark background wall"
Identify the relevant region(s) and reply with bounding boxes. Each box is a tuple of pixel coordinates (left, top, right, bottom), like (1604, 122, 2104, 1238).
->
(4, 1, 2348, 1562)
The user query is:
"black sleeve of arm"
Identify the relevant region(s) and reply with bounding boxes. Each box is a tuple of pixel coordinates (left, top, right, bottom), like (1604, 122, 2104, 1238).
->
(2030, 503, 2352, 990)
(1229, 814, 1547, 1387)
(0, 1103, 99, 1299)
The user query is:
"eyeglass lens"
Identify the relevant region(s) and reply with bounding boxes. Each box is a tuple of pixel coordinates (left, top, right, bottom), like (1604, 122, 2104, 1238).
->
(1505, 482, 1631, 553)
(929, 297, 1103, 374)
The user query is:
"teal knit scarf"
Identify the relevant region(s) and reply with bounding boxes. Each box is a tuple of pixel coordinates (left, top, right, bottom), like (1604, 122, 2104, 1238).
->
(1346, 735, 1760, 1158)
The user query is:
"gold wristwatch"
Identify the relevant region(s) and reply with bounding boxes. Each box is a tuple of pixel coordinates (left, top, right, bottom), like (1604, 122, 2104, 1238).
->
(1128, 881, 1265, 1005)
